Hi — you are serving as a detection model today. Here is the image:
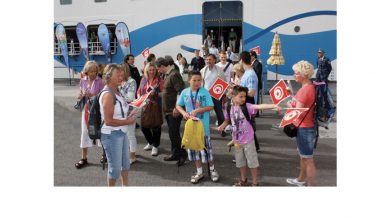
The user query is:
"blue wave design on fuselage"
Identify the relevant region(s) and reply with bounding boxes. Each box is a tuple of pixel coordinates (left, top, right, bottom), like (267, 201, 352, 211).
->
(55, 12, 336, 76)
(243, 24, 336, 77)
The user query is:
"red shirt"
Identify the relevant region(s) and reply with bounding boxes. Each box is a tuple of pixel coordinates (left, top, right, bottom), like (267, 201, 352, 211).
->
(291, 84, 315, 128)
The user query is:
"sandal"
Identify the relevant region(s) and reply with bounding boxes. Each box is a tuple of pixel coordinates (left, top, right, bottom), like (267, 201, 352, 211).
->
(252, 183, 259, 187)
(75, 158, 88, 169)
(233, 178, 248, 186)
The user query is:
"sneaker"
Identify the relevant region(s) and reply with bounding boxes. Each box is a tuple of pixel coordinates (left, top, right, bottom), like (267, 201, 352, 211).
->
(151, 147, 158, 156)
(190, 173, 204, 184)
(224, 124, 232, 132)
(286, 178, 306, 186)
(210, 169, 220, 182)
(144, 143, 153, 151)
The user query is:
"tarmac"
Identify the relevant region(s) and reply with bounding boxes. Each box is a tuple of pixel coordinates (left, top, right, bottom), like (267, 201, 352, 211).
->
(54, 79, 337, 186)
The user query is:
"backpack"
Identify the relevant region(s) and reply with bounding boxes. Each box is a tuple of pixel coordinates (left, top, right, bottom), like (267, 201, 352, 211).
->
(313, 81, 336, 129)
(226, 102, 255, 131)
(181, 119, 205, 151)
(312, 81, 336, 148)
(87, 88, 122, 143)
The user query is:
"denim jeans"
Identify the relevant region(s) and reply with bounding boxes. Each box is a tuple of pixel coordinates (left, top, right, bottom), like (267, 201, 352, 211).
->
(101, 130, 130, 180)
(296, 127, 315, 158)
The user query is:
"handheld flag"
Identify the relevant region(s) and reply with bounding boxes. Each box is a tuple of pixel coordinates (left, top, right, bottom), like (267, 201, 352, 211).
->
(208, 78, 228, 100)
(250, 46, 260, 56)
(130, 92, 151, 108)
(141, 48, 150, 59)
(279, 108, 309, 128)
(269, 79, 290, 105)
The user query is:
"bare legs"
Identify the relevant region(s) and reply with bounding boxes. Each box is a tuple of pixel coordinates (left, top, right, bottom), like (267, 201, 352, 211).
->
(297, 158, 316, 186)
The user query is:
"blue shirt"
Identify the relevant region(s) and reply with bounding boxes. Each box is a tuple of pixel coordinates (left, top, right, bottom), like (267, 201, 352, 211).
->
(240, 68, 259, 103)
(177, 87, 214, 136)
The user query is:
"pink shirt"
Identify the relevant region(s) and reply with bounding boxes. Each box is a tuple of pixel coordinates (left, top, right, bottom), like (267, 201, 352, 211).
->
(224, 103, 258, 144)
(291, 84, 315, 128)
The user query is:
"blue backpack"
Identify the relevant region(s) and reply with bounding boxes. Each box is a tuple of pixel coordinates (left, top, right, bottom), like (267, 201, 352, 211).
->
(313, 81, 336, 148)
(313, 81, 336, 129)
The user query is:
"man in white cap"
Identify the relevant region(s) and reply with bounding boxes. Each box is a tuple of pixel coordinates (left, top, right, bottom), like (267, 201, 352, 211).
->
(316, 48, 332, 83)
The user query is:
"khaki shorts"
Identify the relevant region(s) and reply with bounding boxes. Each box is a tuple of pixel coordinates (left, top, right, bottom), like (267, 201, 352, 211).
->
(235, 140, 259, 169)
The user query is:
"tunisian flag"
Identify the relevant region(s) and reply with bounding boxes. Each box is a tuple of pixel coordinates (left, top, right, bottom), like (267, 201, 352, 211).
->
(269, 79, 291, 105)
(279, 108, 309, 128)
(130, 92, 151, 108)
(141, 48, 150, 59)
(208, 78, 229, 100)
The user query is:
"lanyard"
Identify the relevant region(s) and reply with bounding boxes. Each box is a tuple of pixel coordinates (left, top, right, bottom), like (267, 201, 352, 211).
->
(190, 89, 200, 110)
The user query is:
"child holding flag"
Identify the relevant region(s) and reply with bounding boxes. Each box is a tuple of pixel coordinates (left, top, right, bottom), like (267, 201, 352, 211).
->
(218, 85, 278, 186)
(176, 71, 219, 184)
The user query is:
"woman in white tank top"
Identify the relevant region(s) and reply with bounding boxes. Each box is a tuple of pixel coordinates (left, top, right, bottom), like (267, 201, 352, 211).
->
(99, 64, 137, 186)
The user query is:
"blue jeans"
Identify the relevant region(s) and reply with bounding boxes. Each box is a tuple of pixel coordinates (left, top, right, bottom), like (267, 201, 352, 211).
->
(101, 130, 130, 180)
(296, 127, 315, 158)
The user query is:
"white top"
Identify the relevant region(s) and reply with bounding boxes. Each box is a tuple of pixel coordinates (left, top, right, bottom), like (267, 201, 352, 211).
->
(209, 47, 219, 58)
(216, 62, 233, 83)
(203, 65, 219, 90)
(99, 90, 129, 134)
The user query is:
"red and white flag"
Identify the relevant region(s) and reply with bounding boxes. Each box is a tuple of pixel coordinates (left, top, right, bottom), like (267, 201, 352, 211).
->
(141, 47, 150, 59)
(279, 108, 309, 128)
(130, 92, 151, 108)
(209, 78, 228, 100)
(250, 46, 260, 55)
(269, 79, 291, 105)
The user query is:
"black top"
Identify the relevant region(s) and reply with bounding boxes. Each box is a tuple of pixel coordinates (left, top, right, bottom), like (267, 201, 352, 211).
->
(190, 56, 206, 71)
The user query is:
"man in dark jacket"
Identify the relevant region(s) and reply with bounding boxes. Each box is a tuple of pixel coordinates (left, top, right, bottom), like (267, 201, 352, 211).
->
(316, 48, 332, 83)
(124, 54, 141, 89)
(190, 49, 205, 71)
(250, 51, 263, 119)
(156, 57, 187, 166)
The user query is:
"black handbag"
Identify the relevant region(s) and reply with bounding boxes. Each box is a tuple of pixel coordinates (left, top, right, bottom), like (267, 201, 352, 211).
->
(74, 98, 85, 111)
(283, 101, 315, 138)
(283, 123, 298, 138)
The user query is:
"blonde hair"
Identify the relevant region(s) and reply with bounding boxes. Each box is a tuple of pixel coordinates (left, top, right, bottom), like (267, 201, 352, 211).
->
(119, 64, 130, 81)
(233, 63, 244, 74)
(82, 60, 98, 76)
(144, 63, 159, 79)
(292, 60, 314, 78)
(103, 64, 120, 84)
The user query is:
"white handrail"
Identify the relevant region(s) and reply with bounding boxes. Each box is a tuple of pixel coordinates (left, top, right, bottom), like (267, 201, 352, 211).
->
(54, 39, 117, 56)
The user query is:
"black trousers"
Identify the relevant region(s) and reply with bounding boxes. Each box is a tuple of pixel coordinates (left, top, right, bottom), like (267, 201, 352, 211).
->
(246, 97, 260, 150)
(165, 114, 187, 158)
(212, 97, 225, 126)
(141, 126, 161, 148)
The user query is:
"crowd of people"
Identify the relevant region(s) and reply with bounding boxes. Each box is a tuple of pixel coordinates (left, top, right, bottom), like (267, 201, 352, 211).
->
(73, 47, 333, 187)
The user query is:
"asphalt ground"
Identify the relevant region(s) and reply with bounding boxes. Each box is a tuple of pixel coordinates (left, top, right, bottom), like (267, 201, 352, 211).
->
(54, 79, 336, 186)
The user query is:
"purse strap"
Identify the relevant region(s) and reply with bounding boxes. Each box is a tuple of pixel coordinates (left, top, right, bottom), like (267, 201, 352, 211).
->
(296, 100, 315, 128)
